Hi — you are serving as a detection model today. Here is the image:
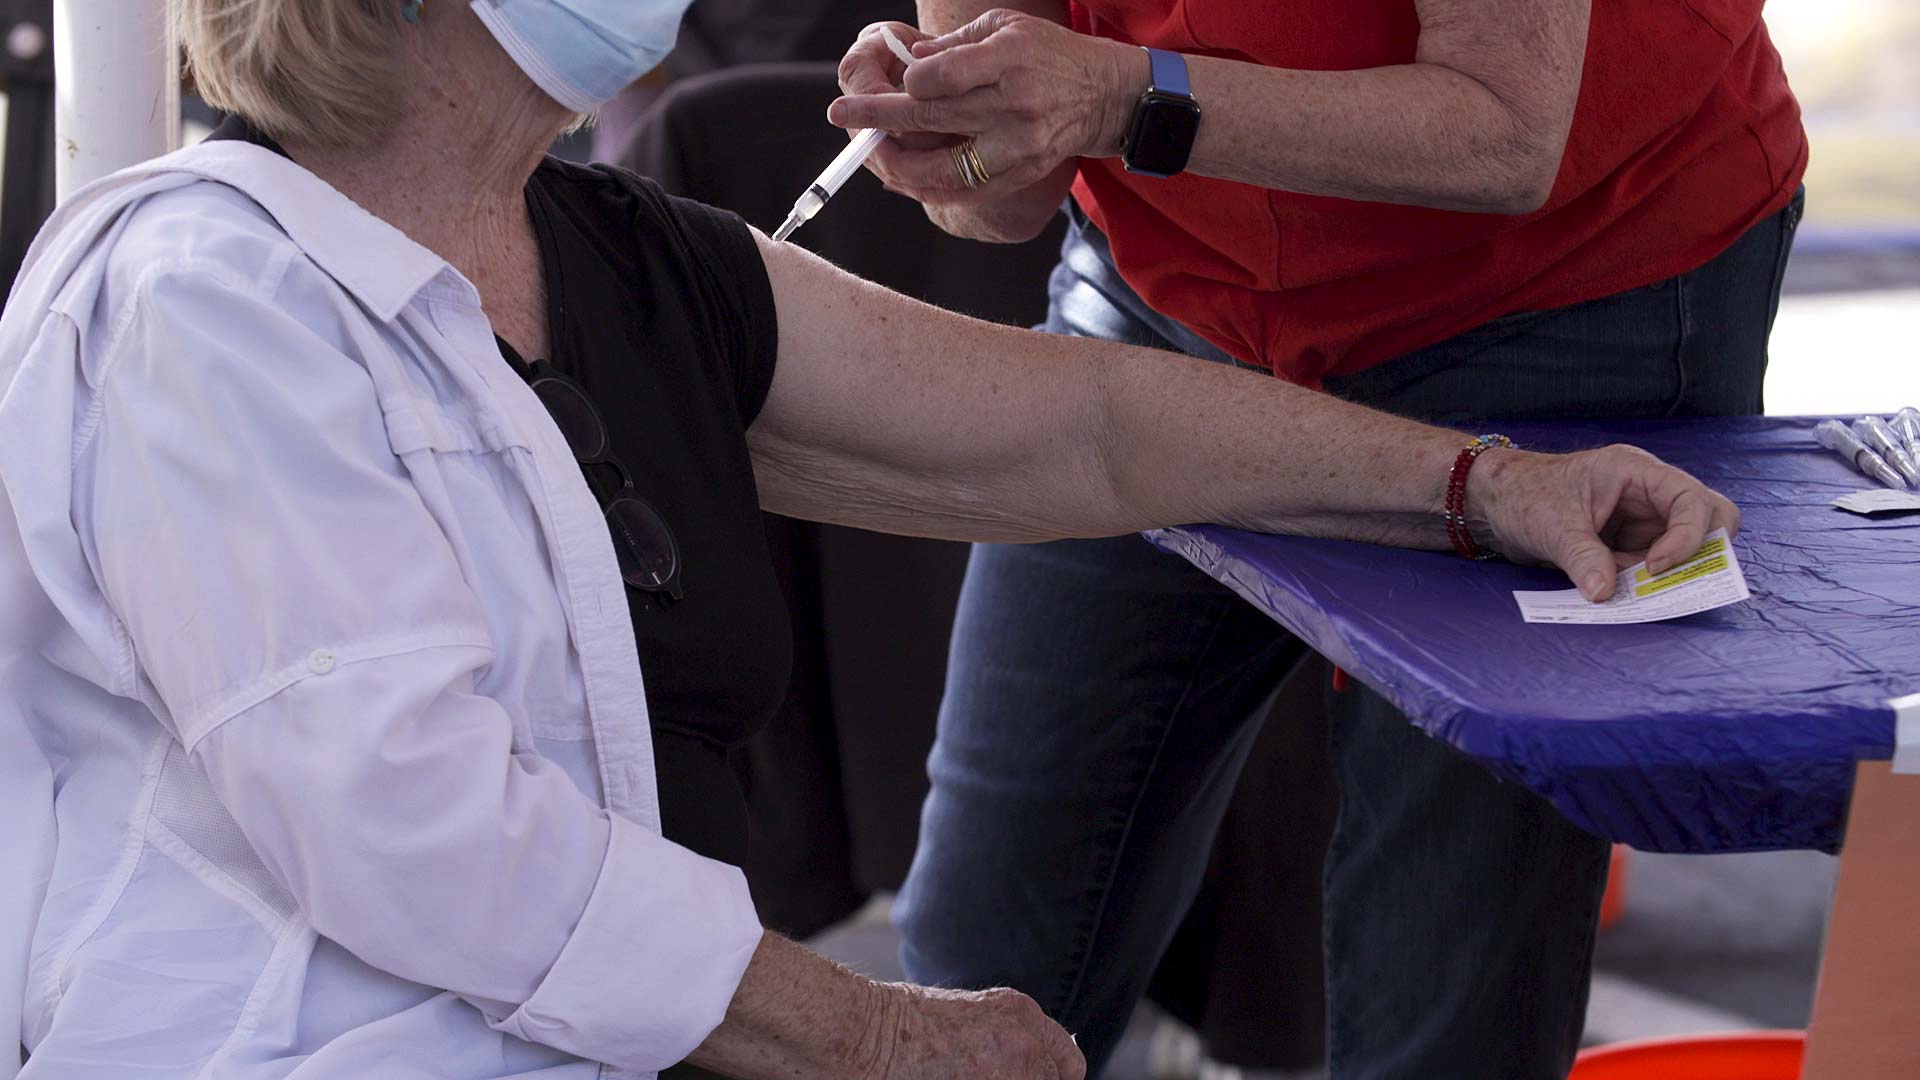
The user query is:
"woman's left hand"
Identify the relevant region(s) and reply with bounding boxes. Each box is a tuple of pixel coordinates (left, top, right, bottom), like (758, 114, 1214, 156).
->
(829, 9, 1142, 204)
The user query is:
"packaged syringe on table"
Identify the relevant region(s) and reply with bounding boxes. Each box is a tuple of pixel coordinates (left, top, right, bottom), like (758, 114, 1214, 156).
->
(1852, 417, 1920, 487)
(1892, 407, 1920, 457)
(1816, 419, 1907, 490)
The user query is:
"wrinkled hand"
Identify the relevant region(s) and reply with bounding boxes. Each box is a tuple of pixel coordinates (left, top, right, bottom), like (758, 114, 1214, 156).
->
(862, 983, 1086, 1080)
(1472, 445, 1741, 601)
(837, 21, 931, 103)
(832, 10, 1140, 206)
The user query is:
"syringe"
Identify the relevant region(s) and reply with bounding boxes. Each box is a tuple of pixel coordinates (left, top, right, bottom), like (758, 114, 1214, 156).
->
(1853, 416, 1920, 488)
(773, 26, 918, 243)
(1892, 407, 1920, 457)
(772, 127, 890, 242)
(1816, 419, 1908, 490)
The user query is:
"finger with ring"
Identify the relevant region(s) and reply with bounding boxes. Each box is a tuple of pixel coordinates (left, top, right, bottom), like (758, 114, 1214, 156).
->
(961, 140, 993, 185)
(951, 142, 981, 189)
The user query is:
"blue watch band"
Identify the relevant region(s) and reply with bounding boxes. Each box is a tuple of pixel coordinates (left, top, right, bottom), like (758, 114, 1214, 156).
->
(1125, 46, 1200, 178)
(1143, 46, 1191, 98)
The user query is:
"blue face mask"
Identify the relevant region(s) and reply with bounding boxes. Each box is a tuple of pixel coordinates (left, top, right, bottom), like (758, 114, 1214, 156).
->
(469, 0, 692, 112)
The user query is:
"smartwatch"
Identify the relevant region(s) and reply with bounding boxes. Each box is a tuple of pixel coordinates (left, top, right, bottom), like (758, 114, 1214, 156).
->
(1121, 47, 1202, 179)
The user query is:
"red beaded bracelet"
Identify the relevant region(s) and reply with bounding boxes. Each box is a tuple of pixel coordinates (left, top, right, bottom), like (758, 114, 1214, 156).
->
(1443, 434, 1514, 560)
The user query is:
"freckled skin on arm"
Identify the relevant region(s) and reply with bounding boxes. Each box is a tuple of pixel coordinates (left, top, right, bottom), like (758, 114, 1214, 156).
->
(747, 230, 1741, 600)
(1175, 0, 1589, 212)
(751, 229, 1469, 546)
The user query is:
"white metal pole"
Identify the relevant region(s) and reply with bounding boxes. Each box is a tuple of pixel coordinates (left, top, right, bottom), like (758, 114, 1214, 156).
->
(52, 0, 179, 202)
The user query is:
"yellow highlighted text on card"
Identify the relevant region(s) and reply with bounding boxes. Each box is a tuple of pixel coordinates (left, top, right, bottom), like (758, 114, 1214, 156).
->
(1635, 555, 1729, 597)
(1634, 535, 1728, 584)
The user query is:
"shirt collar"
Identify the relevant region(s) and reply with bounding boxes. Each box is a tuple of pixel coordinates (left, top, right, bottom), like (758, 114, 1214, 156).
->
(164, 134, 453, 323)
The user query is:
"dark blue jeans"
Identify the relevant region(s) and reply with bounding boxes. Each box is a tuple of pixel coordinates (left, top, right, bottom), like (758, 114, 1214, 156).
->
(896, 191, 1802, 1079)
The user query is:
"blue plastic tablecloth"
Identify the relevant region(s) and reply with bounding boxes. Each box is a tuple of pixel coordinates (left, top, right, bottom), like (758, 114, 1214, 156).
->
(1149, 417, 1920, 854)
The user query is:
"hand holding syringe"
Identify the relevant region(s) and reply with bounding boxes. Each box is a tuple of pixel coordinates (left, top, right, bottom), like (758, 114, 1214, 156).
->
(772, 27, 919, 242)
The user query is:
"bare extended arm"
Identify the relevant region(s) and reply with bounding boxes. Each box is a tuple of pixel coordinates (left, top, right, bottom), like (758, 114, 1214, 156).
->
(749, 233, 1735, 601)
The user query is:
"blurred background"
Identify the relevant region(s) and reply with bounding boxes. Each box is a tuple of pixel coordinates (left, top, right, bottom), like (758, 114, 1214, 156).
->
(1760, 0, 1920, 413)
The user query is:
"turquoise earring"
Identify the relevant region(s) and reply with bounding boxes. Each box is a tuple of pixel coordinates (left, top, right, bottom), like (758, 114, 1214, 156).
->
(401, 0, 425, 23)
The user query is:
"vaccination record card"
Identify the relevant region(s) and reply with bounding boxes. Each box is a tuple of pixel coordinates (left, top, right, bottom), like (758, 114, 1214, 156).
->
(1514, 528, 1750, 625)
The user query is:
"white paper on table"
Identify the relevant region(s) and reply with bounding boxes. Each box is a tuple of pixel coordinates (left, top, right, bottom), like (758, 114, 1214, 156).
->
(1833, 489, 1920, 515)
(1514, 528, 1750, 625)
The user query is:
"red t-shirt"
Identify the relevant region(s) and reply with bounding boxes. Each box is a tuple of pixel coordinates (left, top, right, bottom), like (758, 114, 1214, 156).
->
(1068, 1, 1808, 386)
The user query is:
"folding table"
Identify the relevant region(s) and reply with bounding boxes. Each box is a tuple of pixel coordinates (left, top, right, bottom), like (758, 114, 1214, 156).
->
(1150, 416, 1920, 1078)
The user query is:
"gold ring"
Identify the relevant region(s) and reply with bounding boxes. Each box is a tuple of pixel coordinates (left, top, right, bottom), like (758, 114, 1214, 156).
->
(961, 140, 993, 185)
(950, 143, 980, 190)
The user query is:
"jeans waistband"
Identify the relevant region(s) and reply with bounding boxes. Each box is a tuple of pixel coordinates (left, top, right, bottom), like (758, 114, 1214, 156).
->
(1059, 201, 1255, 370)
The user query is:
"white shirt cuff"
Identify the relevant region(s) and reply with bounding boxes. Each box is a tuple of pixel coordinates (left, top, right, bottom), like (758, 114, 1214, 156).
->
(491, 813, 762, 1070)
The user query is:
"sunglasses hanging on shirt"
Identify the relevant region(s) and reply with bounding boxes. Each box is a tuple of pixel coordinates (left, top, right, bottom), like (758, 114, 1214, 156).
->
(527, 362, 685, 605)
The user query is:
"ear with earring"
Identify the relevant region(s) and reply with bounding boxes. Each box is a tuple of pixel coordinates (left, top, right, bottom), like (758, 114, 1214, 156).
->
(401, 0, 425, 23)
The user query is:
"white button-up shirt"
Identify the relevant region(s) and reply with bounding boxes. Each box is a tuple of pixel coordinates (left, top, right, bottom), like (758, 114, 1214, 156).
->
(0, 141, 763, 1079)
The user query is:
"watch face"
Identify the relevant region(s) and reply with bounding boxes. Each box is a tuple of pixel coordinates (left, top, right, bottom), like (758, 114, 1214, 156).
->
(1126, 92, 1202, 178)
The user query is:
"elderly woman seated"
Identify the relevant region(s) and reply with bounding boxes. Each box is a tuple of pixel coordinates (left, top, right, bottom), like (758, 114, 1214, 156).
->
(0, 2, 1738, 1078)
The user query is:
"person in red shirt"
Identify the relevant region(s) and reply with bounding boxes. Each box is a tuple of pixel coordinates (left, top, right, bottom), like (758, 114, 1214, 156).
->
(835, 2, 1805, 1077)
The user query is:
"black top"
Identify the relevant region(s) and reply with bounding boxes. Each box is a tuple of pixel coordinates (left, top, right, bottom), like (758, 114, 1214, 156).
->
(209, 119, 793, 868)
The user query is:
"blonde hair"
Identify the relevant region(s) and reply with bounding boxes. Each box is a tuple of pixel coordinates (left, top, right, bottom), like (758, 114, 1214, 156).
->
(175, 0, 404, 147)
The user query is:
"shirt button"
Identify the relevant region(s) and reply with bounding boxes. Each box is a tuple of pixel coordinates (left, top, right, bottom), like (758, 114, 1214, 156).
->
(307, 648, 336, 675)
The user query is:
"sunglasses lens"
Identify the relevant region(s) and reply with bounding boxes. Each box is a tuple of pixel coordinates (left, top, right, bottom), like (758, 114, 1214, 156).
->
(608, 498, 678, 591)
(533, 378, 609, 461)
